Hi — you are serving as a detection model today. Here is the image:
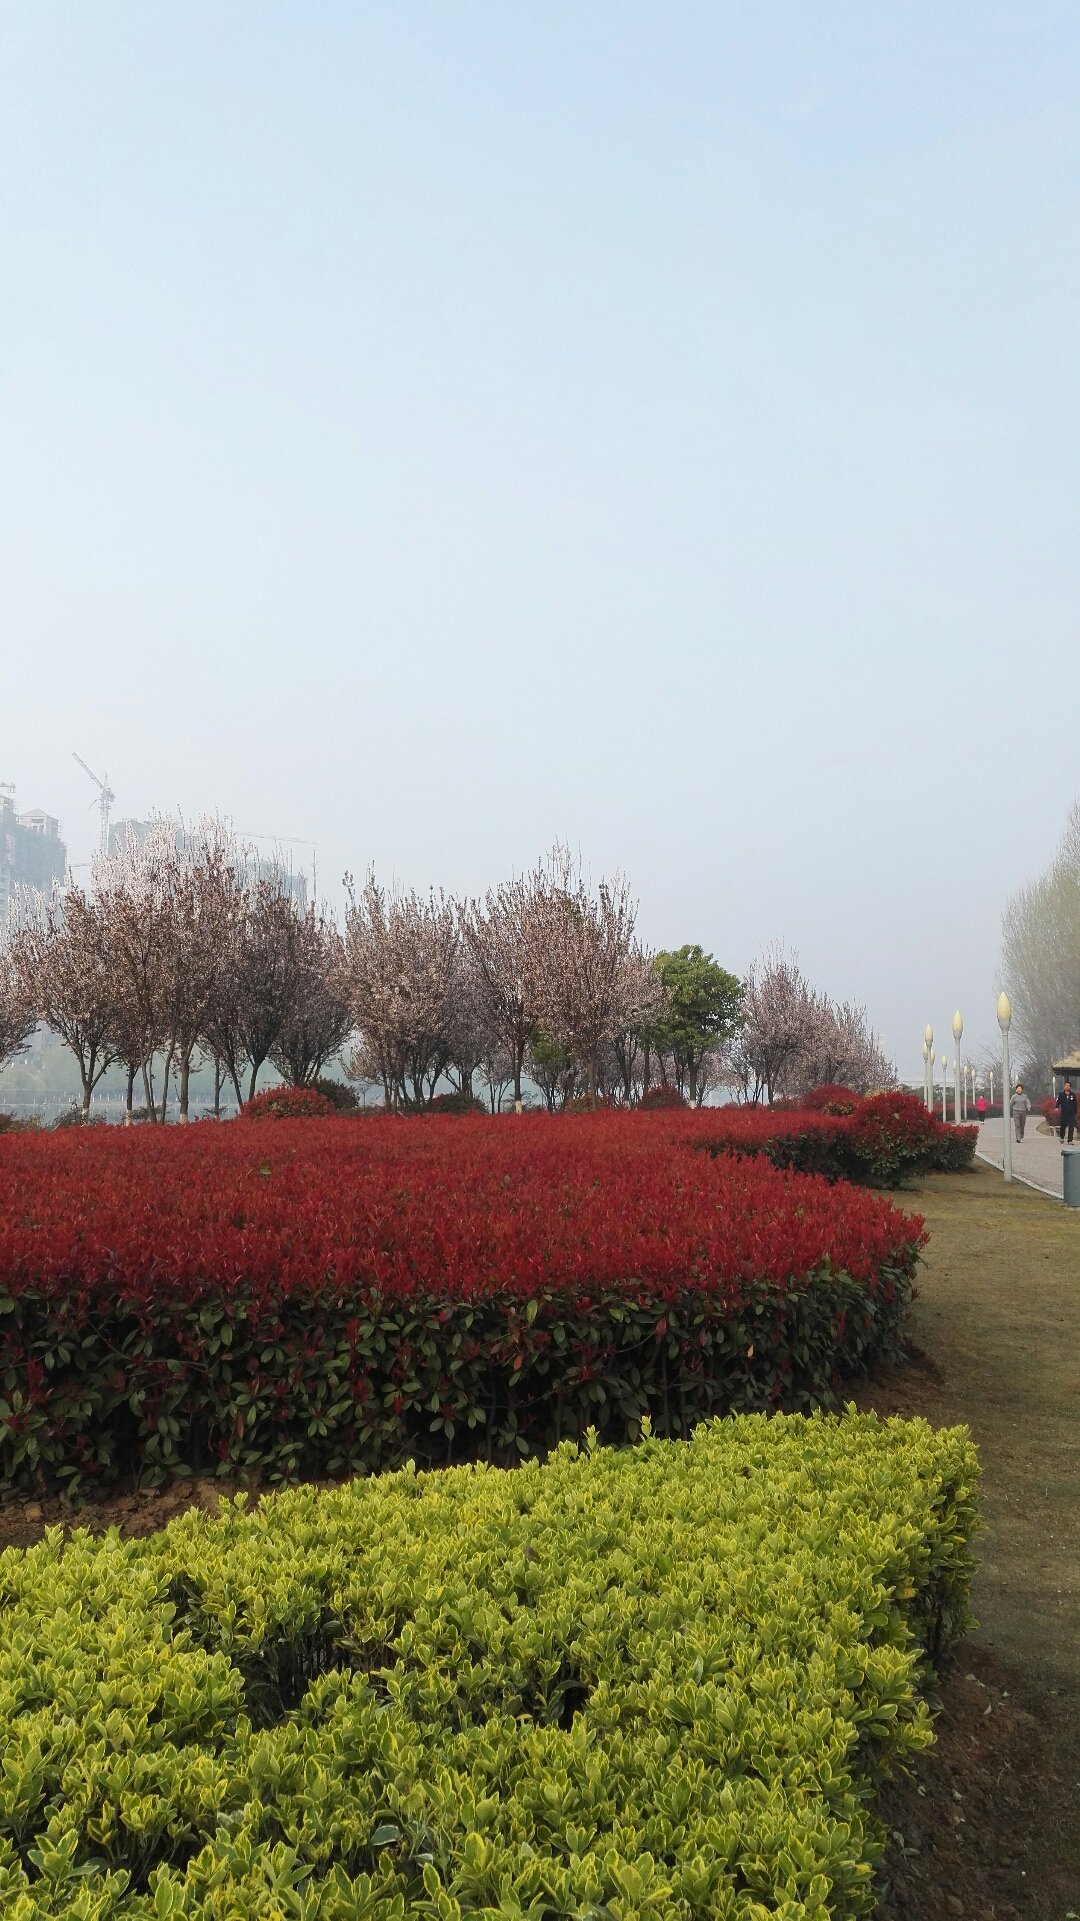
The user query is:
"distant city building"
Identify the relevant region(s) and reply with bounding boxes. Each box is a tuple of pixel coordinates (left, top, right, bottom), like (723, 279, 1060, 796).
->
(244, 852, 308, 913)
(108, 816, 308, 911)
(106, 817, 154, 856)
(0, 792, 68, 924)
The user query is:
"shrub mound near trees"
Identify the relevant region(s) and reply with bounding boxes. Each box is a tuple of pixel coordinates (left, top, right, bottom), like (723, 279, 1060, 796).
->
(424, 1089, 487, 1115)
(674, 1091, 977, 1186)
(0, 1117, 923, 1491)
(240, 1085, 338, 1121)
(311, 1078, 360, 1113)
(639, 1084, 688, 1110)
(0, 1414, 979, 1921)
(799, 1082, 861, 1115)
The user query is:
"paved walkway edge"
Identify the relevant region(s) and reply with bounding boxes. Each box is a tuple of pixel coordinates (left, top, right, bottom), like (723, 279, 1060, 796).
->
(973, 1147, 1059, 1200)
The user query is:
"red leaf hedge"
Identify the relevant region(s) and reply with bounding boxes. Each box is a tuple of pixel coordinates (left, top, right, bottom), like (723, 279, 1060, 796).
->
(666, 1093, 977, 1184)
(0, 1115, 925, 1493)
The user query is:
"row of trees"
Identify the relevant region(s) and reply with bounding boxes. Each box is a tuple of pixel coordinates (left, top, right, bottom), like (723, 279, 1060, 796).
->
(1001, 801, 1080, 1089)
(4, 821, 348, 1121)
(729, 951, 895, 1105)
(0, 825, 894, 1116)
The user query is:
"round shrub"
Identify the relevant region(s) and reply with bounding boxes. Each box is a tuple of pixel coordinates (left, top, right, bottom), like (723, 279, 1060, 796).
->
(426, 1090, 488, 1116)
(801, 1084, 860, 1116)
(241, 1085, 337, 1122)
(844, 1091, 940, 1184)
(640, 1086, 688, 1110)
(929, 1123, 979, 1171)
(311, 1077, 360, 1113)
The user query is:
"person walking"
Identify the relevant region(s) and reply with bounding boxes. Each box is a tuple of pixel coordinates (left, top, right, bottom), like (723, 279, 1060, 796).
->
(1010, 1082, 1031, 1142)
(976, 1092, 987, 1125)
(1056, 1078, 1077, 1146)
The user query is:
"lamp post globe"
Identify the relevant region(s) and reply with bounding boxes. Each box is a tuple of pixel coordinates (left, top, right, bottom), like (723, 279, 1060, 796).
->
(924, 1026, 934, 1110)
(997, 994, 1013, 1183)
(951, 1012, 964, 1124)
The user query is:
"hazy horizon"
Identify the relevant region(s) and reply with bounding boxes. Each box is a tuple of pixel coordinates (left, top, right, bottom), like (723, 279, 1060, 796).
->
(3, 3, 1078, 1076)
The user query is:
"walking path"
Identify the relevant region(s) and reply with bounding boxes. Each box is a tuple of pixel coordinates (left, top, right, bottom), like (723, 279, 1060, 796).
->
(886, 1166, 1080, 1908)
(973, 1115, 1075, 1199)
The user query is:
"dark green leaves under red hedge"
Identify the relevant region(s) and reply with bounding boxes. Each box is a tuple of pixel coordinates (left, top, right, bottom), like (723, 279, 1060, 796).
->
(0, 1114, 924, 1491)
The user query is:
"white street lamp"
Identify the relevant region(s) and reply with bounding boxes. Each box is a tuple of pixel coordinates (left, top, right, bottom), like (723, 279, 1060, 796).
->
(924, 1025, 934, 1111)
(951, 1011, 964, 1125)
(997, 992, 1013, 1183)
(921, 1040, 930, 1107)
(939, 1053, 948, 1123)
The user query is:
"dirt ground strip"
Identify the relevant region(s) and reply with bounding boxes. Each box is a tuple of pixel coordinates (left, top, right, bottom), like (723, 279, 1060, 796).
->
(863, 1165, 1080, 1919)
(1, 1162, 1077, 1918)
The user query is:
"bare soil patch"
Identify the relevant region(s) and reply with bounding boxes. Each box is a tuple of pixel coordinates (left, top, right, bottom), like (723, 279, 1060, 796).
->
(0, 1473, 246, 1548)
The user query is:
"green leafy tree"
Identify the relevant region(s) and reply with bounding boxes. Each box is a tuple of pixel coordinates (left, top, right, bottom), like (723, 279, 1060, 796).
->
(651, 945, 744, 1105)
(526, 1026, 576, 1112)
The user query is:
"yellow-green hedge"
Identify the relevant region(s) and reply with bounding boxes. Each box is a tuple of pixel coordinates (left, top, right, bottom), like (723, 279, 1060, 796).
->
(0, 1412, 978, 1921)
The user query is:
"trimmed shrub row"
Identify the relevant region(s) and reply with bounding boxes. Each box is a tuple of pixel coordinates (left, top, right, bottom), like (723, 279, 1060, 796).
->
(236, 1085, 978, 1187)
(672, 1092, 978, 1187)
(0, 1412, 979, 1920)
(0, 1119, 923, 1491)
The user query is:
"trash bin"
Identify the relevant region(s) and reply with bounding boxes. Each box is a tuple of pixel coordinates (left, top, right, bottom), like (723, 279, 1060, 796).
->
(1063, 1148, 1080, 1209)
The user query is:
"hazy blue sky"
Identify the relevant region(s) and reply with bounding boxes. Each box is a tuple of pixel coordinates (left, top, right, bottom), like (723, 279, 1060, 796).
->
(2, 3, 1078, 1075)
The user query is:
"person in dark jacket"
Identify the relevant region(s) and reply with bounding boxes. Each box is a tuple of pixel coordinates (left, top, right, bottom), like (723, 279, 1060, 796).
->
(1056, 1079, 1077, 1145)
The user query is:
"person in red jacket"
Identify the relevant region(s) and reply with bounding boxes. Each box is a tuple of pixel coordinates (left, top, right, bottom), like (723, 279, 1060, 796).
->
(976, 1092, 987, 1125)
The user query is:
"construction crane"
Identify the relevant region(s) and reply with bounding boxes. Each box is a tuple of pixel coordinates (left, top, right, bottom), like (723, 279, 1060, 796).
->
(72, 753, 115, 857)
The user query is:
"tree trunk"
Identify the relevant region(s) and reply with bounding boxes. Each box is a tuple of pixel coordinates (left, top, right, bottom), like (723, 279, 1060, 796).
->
(143, 1058, 156, 1120)
(213, 1057, 224, 1119)
(247, 1057, 263, 1104)
(513, 1045, 523, 1115)
(124, 1063, 136, 1126)
(178, 1053, 190, 1123)
(642, 1039, 651, 1101)
(158, 1049, 173, 1125)
(688, 1061, 698, 1107)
